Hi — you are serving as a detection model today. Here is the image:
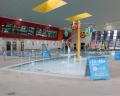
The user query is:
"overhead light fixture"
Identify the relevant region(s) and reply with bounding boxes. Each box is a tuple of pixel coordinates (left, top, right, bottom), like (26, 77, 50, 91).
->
(32, 0, 67, 13)
(66, 13, 92, 21)
(18, 18, 23, 21)
(48, 25, 52, 26)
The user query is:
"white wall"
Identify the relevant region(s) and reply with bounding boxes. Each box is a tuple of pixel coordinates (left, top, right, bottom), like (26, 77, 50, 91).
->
(0, 38, 3, 51)
(24, 39, 62, 50)
(0, 38, 62, 51)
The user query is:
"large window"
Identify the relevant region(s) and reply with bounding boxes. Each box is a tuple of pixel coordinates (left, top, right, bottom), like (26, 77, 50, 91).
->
(91, 32, 96, 40)
(91, 30, 120, 50)
(2, 23, 35, 36)
(2, 23, 12, 33)
(1, 23, 58, 38)
(36, 28, 57, 38)
(103, 31, 108, 40)
(36, 28, 43, 36)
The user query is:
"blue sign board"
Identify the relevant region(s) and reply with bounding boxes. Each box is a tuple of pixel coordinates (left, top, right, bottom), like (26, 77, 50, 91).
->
(88, 57, 110, 80)
(43, 50, 51, 58)
(114, 52, 120, 60)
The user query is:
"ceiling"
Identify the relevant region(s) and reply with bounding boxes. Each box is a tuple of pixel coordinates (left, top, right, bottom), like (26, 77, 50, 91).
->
(0, 0, 120, 28)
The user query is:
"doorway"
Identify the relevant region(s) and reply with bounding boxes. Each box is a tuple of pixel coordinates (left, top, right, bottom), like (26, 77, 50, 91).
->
(81, 43, 85, 50)
(6, 41, 11, 51)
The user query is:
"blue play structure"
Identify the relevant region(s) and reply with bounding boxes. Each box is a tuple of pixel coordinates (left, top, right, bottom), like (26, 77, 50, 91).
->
(114, 52, 120, 60)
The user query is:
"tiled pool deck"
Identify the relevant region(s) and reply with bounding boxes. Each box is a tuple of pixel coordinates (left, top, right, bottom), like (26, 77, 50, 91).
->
(0, 55, 120, 96)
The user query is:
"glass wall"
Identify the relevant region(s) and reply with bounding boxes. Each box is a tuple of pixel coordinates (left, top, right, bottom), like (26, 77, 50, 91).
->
(91, 30, 120, 50)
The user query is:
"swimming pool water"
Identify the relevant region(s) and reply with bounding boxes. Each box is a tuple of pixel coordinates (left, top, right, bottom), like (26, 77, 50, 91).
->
(9, 57, 87, 76)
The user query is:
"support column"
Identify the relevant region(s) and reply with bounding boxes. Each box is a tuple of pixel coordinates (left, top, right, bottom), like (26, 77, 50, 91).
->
(77, 21, 81, 61)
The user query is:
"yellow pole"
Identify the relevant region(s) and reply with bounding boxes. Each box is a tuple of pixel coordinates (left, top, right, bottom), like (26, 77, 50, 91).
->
(77, 21, 81, 61)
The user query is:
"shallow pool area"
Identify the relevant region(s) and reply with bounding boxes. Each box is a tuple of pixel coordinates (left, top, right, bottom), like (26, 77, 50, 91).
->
(9, 56, 87, 76)
(5, 51, 113, 77)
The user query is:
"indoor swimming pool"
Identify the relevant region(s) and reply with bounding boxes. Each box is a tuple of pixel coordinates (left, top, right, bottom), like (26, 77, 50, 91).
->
(8, 56, 87, 76)
(6, 51, 114, 76)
